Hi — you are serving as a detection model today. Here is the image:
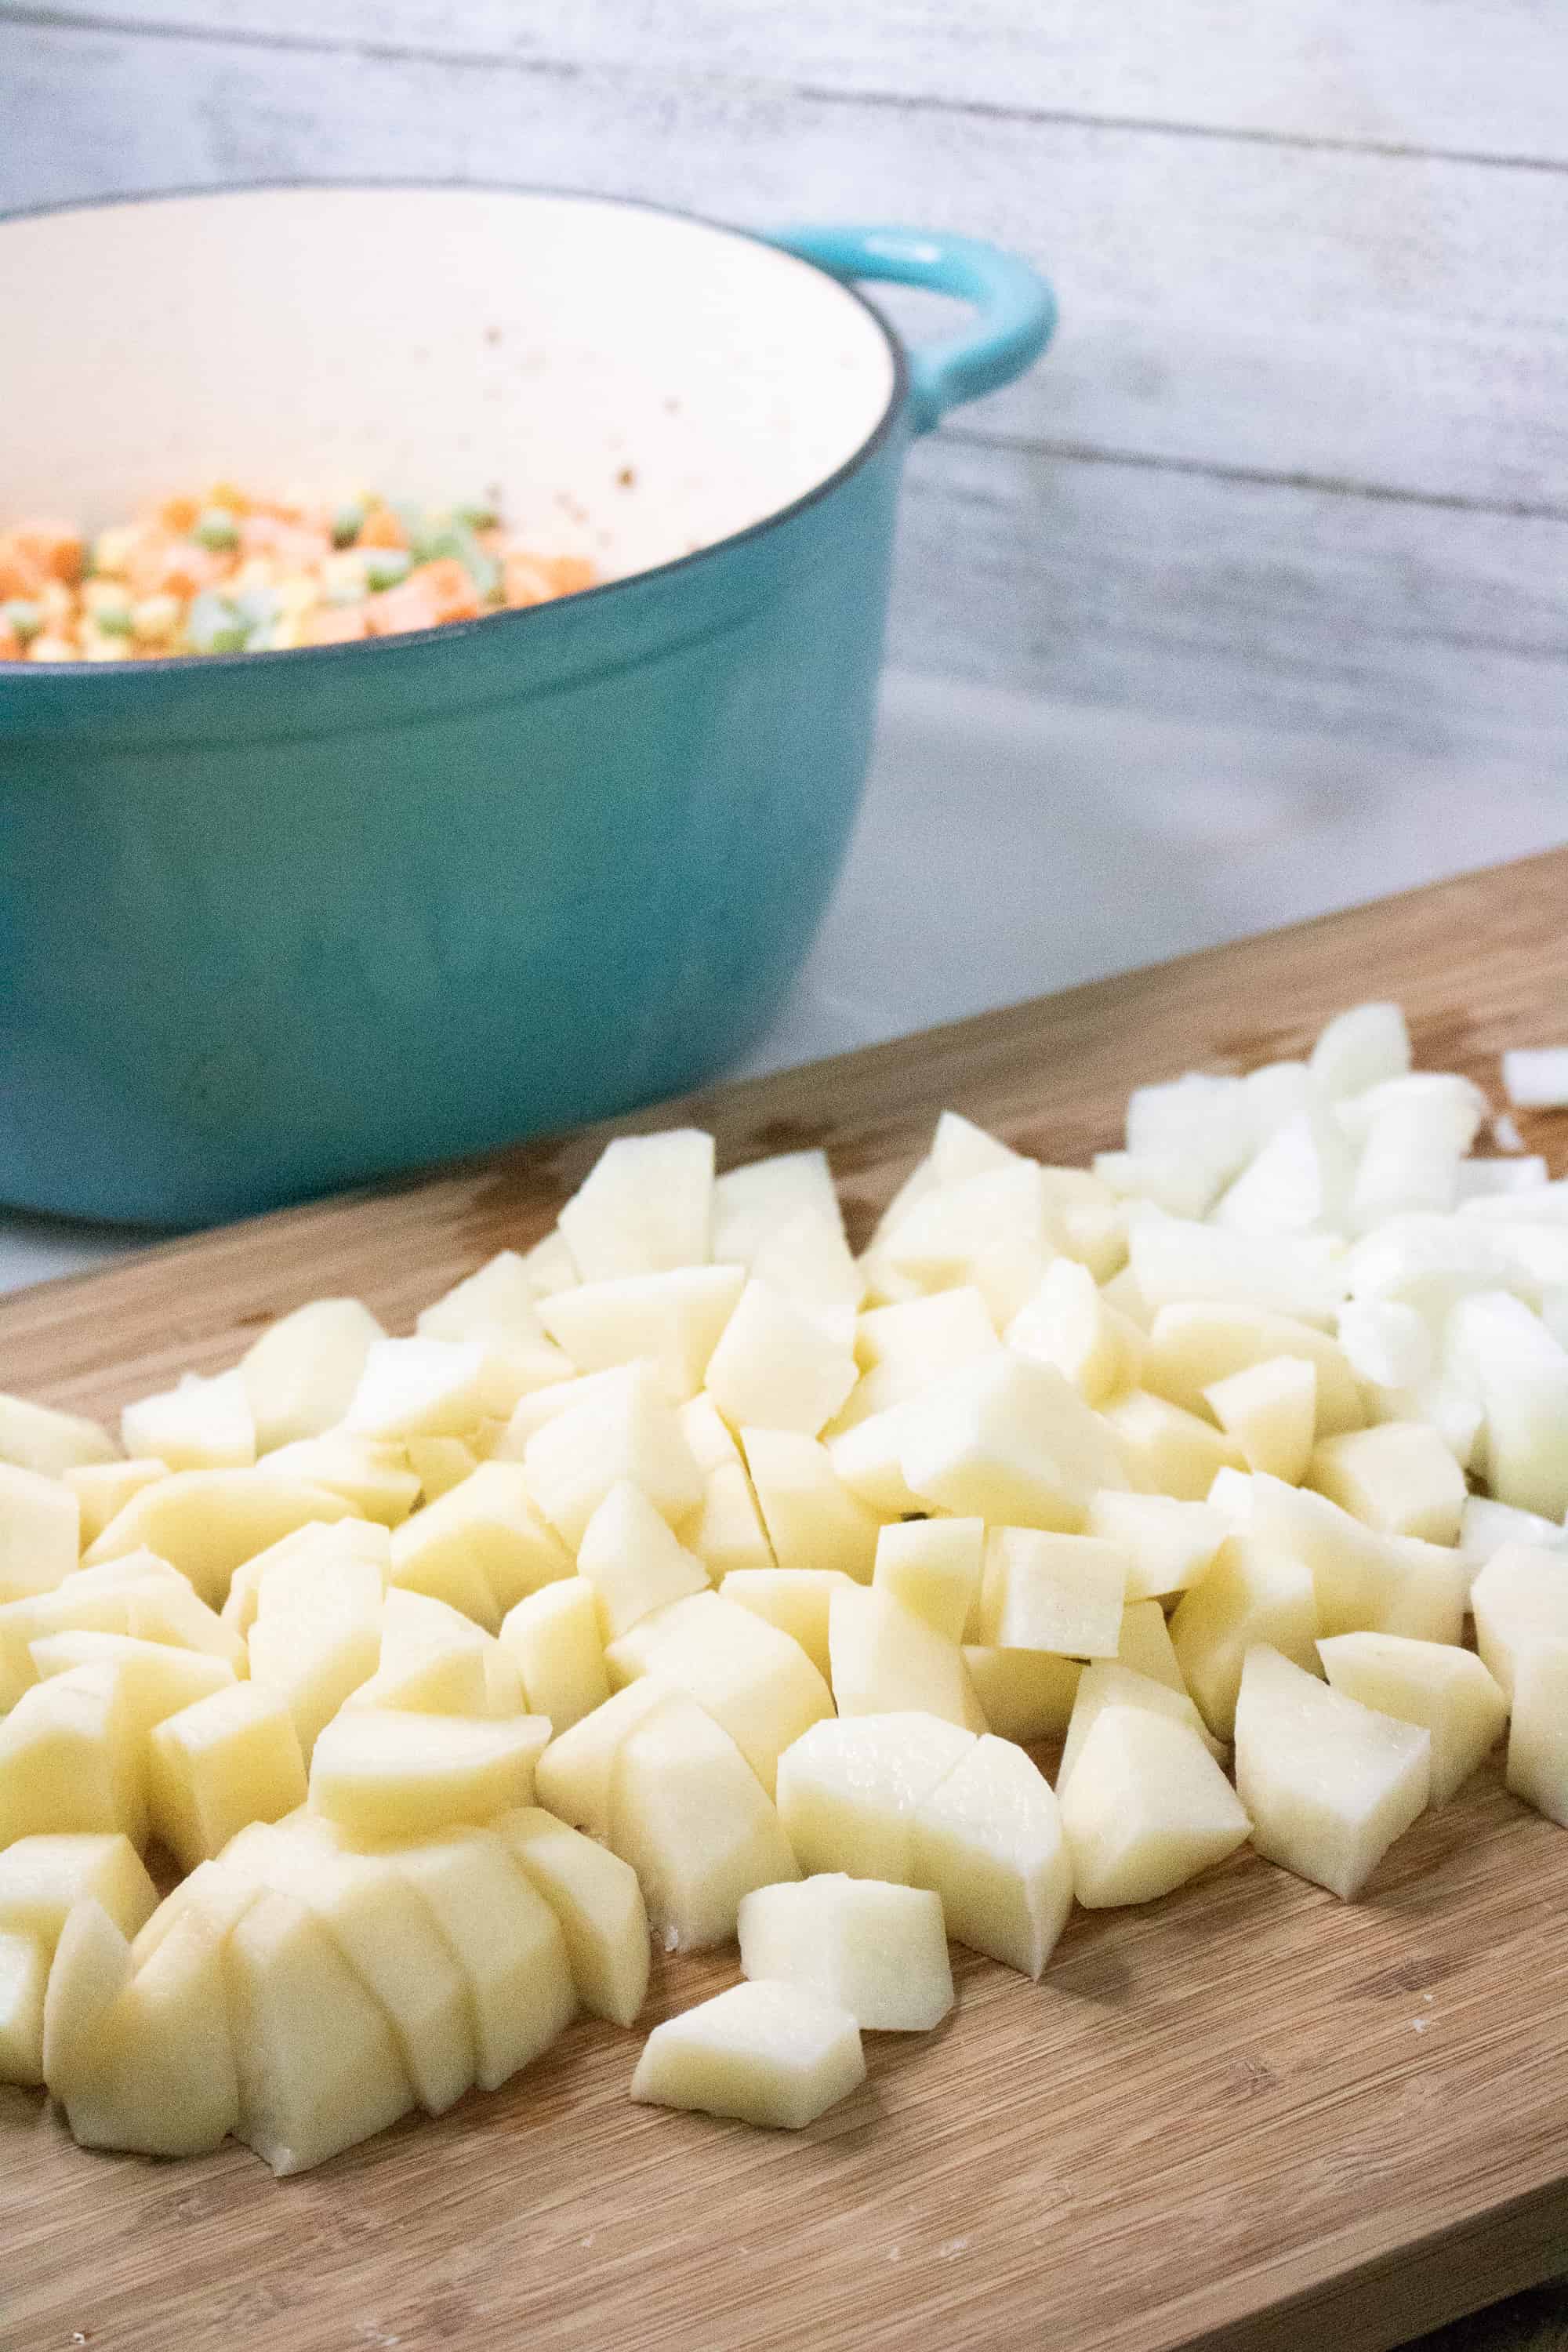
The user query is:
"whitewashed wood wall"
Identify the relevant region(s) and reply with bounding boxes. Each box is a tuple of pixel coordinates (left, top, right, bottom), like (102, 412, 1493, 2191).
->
(2, 1, 1565, 764)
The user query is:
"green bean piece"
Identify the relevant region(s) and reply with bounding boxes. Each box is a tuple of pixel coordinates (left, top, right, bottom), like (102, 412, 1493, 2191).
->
(364, 549, 412, 592)
(331, 499, 368, 548)
(191, 507, 241, 553)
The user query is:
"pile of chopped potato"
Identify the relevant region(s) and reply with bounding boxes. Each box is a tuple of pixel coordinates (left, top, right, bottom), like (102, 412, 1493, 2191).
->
(0, 486, 594, 660)
(2, 1001, 1567, 2161)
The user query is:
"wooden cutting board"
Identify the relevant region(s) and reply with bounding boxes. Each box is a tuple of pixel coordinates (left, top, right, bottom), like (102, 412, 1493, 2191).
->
(4, 848, 1568, 2352)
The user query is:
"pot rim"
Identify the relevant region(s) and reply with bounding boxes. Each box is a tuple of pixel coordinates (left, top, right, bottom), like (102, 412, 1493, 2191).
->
(0, 178, 909, 684)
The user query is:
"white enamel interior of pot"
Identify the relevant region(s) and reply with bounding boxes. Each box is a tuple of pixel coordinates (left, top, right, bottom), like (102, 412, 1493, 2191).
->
(0, 187, 898, 577)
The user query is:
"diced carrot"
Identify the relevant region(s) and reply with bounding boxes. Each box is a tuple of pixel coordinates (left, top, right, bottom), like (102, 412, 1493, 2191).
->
(0, 521, 84, 594)
(366, 557, 482, 637)
(0, 623, 22, 661)
(239, 515, 331, 567)
(127, 540, 229, 601)
(303, 602, 372, 645)
(500, 553, 554, 608)
(543, 555, 595, 597)
(358, 503, 408, 550)
(158, 495, 201, 534)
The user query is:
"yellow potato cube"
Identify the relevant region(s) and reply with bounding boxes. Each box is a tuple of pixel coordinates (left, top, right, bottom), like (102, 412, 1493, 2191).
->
(630, 1978, 864, 2131)
(718, 1568, 855, 1681)
(248, 1546, 383, 1755)
(523, 1364, 703, 1546)
(705, 1279, 858, 1437)
(872, 1516, 983, 1642)
(826, 1405, 926, 1516)
(682, 1461, 776, 1576)
(828, 1584, 986, 1731)
(1308, 1421, 1467, 1545)
(46, 1897, 241, 2158)
(241, 1296, 385, 1451)
(900, 1354, 1128, 1530)
(405, 1434, 481, 1501)
(121, 1369, 255, 1472)
(0, 1831, 158, 1945)
(749, 1203, 864, 1314)
(575, 1478, 709, 1639)
(558, 1128, 714, 1280)
(1507, 1639, 1568, 1828)
(0, 1392, 117, 1477)
(979, 1528, 1127, 1658)
(604, 1590, 832, 1797)
(775, 1711, 977, 1884)
(960, 1647, 1082, 1742)
(0, 1929, 49, 2085)
(1006, 1258, 1142, 1406)
(1143, 1301, 1363, 1436)
(742, 1425, 885, 1578)
(1170, 1537, 1319, 1739)
(1204, 1356, 1317, 1484)
(384, 1828, 576, 2092)
(64, 1458, 169, 1548)
(1234, 1643, 1430, 1900)
(84, 1469, 354, 1606)
(1057, 1662, 1225, 1792)
(221, 1516, 390, 1639)
(1470, 1542, 1568, 1701)
(849, 1287, 1000, 1421)
(307, 1709, 550, 1839)
(911, 1733, 1073, 1976)
(712, 1146, 841, 1267)
(609, 1693, 800, 1951)
(0, 1663, 143, 1846)
(259, 1433, 420, 1528)
(532, 1679, 673, 1838)
(1084, 1491, 1229, 1602)
(540, 1265, 744, 1401)
(389, 1459, 573, 1628)
(1098, 1389, 1245, 1501)
(149, 1683, 308, 1869)
(498, 1578, 609, 1734)
(0, 1461, 80, 1605)
(739, 1873, 951, 2029)
(495, 1804, 649, 2027)
(1116, 1598, 1188, 1693)
(1318, 1632, 1507, 1806)
(352, 1586, 492, 1715)
(1060, 1706, 1250, 1907)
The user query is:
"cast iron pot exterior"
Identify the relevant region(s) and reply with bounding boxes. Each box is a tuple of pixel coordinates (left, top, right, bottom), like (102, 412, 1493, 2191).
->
(0, 203, 1054, 1225)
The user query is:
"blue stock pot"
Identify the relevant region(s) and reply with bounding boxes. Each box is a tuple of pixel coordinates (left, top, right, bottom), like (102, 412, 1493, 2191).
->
(0, 187, 1054, 1225)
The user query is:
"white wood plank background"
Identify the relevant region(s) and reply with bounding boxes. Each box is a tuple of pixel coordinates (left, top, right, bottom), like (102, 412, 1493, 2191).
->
(0, 0, 1564, 759)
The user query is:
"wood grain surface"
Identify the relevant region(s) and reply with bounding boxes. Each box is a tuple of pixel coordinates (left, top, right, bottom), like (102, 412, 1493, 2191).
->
(2, 1, 1565, 760)
(3, 848, 1568, 2352)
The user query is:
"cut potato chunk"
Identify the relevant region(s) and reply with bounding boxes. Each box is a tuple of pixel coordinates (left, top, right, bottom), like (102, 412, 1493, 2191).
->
(1317, 1632, 1507, 1806)
(541, 1265, 744, 1403)
(1058, 1663, 1225, 1791)
(1061, 1707, 1250, 1907)
(849, 1288, 1000, 1421)
(739, 1874, 952, 2030)
(390, 1460, 574, 1628)
(0, 1392, 118, 1478)
(576, 1478, 710, 1640)
(899, 1353, 1128, 1530)
(827, 1406, 925, 1517)
(879, 1161, 1054, 1326)
(960, 1648, 1082, 1743)
(64, 1459, 169, 1550)
(1098, 1390, 1245, 1502)
(1170, 1537, 1318, 1740)
(712, 1149, 842, 1269)
(683, 1462, 776, 1577)
(1204, 1358, 1316, 1484)
(521, 1229, 579, 1298)
(631, 1978, 864, 2131)
(249, 1548, 383, 1757)
(1308, 1421, 1467, 1545)
(352, 1588, 492, 1717)
(750, 1201, 863, 1313)
(680, 1395, 742, 1473)
(718, 1569, 855, 1682)
(223, 1886, 415, 2173)
(0, 1929, 49, 2085)
(742, 1426, 884, 1580)
(979, 1528, 1126, 1659)
(912, 1733, 1072, 1977)
(499, 1578, 610, 1735)
(610, 1693, 800, 1951)
(1005, 1258, 1141, 1406)
(532, 1679, 673, 1839)
(524, 1365, 703, 1548)
(1233, 1643, 1430, 1900)
(1084, 1492, 1228, 1602)
(344, 1337, 492, 1443)
(0, 1663, 143, 1846)
(1444, 1290, 1568, 1519)
(873, 1517, 983, 1643)
(48, 1896, 241, 2157)
(1311, 1000, 1411, 1098)
(1210, 1107, 1354, 1240)
(1246, 1475, 1403, 1638)
(83, 1470, 354, 1608)
(406, 1436, 481, 1503)
(1506, 1640, 1568, 1828)
(259, 1434, 420, 1529)
(828, 1585, 986, 1731)
(495, 1805, 649, 2027)
(241, 1297, 385, 1452)
(121, 1369, 256, 1473)
(606, 1590, 833, 1797)
(0, 1461, 80, 1606)
(416, 1255, 572, 1403)
(706, 1280, 858, 1438)
(1116, 1599, 1189, 1694)
(776, 1711, 977, 1884)
(149, 1684, 308, 1870)
(0, 1577, 201, 1711)
(1128, 1212, 1348, 1327)
(383, 1828, 577, 2092)
(1468, 1542, 1568, 1702)
(559, 1129, 714, 1280)
(0, 1832, 158, 1946)
(308, 1709, 549, 1838)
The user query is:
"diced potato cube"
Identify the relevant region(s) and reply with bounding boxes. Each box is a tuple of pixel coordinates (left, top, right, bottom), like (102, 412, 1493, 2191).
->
(873, 1516, 983, 1642)
(683, 1462, 776, 1577)
(1057, 1663, 1224, 1792)
(121, 1369, 256, 1472)
(1203, 1357, 1316, 1484)
(47, 1896, 241, 2158)
(1470, 1541, 1568, 1702)
(742, 1426, 884, 1579)
(880, 1162, 1053, 1325)
(308, 1710, 549, 1838)
(495, 1805, 649, 2027)
(222, 1516, 390, 1639)
(749, 1205, 865, 1313)
(1308, 1422, 1466, 1544)
(1143, 1302, 1366, 1438)
(911, 1733, 1072, 1977)
(559, 1129, 714, 1279)
(1506, 1640, 1568, 1828)
(1246, 1474, 1405, 1637)
(259, 1434, 419, 1528)
(249, 1547, 383, 1756)
(383, 1828, 576, 2092)
(900, 1354, 1128, 1530)
(0, 1929, 49, 2085)
(84, 1470, 354, 1607)
(712, 1148, 841, 1267)
(706, 1280, 857, 1437)
(0, 1392, 118, 1478)
(1005, 1258, 1140, 1406)
(149, 1683, 308, 1869)
(718, 1568, 855, 1681)
(241, 1297, 385, 1451)
(1084, 1492, 1228, 1602)
(0, 1664, 143, 1846)
(979, 1527, 1126, 1659)
(0, 1461, 80, 1605)
(524, 1365, 702, 1546)
(1060, 1706, 1250, 1907)
(64, 1459, 169, 1548)
(345, 1338, 493, 1442)
(1233, 1643, 1430, 1900)
(1317, 1632, 1507, 1806)
(576, 1478, 709, 1639)
(960, 1647, 1082, 1742)
(499, 1578, 610, 1734)
(775, 1711, 977, 1883)
(1128, 1213, 1348, 1327)
(739, 1874, 951, 2029)
(1170, 1537, 1318, 1740)
(1099, 1389, 1244, 1501)
(827, 1406, 925, 1516)
(416, 1253, 572, 1399)
(405, 1436, 481, 1502)
(350, 1587, 492, 1715)
(533, 1679, 673, 1838)
(849, 1289, 1000, 1421)
(0, 1832, 158, 1947)
(29, 1632, 234, 1725)
(541, 1265, 744, 1402)
(1116, 1599, 1188, 1693)
(680, 1394, 742, 1472)
(390, 1459, 573, 1628)
(604, 1591, 833, 1797)
(829, 1584, 985, 1731)
(630, 1978, 864, 2130)
(609, 1693, 800, 1951)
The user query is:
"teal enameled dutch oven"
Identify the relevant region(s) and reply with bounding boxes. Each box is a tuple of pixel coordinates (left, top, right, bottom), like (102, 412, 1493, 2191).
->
(0, 186, 1054, 1225)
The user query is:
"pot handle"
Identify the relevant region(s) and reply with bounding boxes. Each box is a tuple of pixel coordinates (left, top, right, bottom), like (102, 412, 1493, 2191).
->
(765, 224, 1056, 434)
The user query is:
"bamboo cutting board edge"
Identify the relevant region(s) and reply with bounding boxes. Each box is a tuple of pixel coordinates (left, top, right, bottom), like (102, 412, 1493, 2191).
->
(3, 844, 1568, 2352)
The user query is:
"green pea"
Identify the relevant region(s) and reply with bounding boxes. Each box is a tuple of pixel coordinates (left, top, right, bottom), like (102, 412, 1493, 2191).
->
(365, 549, 412, 592)
(93, 605, 135, 637)
(186, 591, 250, 655)
(455, 500, 499, 532)
(191, 507, 241, 553)
(331, 499, 368, 549)
(3, 599, 42, 644)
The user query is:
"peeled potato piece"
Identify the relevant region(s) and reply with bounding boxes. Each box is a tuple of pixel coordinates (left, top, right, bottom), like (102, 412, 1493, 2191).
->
(911, 1734, 1073, 1977)
(1233, 1643, 1430, 1900)
(738, 1875, 952, 2031)
(1059, 1707, 1250, 1908)
(495, 1805, 650, 2027)
(630, 1979, 864, 2131)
